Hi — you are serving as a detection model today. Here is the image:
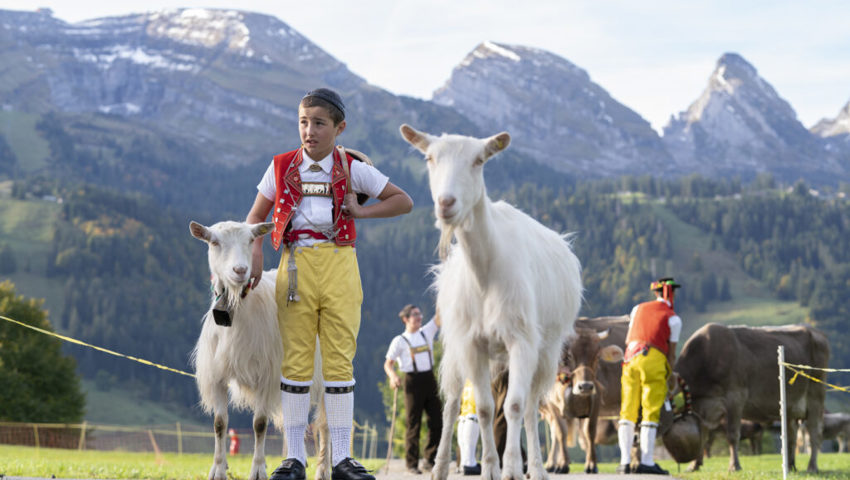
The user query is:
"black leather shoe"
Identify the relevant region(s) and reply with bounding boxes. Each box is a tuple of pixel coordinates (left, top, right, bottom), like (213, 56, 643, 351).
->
(615, 463, 631, 474)
(332, 457, 375, 480)
(271, 458, 306, 480)
(462, 463, 481, 476)
(635, 463, 669, 475)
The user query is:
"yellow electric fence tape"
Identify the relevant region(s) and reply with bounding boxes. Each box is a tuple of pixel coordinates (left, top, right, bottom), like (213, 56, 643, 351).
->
(0, 314, 195, 378)
(782, 362, 850, 393)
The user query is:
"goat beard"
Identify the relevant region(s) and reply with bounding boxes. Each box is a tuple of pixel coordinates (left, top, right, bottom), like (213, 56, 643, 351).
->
(438, 224, 456, 261)
(212, 276, 242, 311)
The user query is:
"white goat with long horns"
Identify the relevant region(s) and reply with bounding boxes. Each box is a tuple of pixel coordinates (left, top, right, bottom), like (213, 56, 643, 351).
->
(400, 125, 583, 480)
(190, 220, 329, 480)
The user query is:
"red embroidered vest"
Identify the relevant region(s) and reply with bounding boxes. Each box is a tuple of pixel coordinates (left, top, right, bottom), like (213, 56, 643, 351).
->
(626, 300, 674, 356)
(270, 147, 356, 250)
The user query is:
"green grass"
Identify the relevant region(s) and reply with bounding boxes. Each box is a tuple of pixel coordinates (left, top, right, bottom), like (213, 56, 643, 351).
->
(0, 445, 383, 479)
(1, 444, 847, 479)
(0, 109, 51, 172)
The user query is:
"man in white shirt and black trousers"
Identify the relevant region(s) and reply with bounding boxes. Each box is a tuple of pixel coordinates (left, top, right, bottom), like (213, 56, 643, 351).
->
(384, 305, 443, 475)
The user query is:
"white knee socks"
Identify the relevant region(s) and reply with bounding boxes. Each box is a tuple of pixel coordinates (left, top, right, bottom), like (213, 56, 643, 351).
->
(618, 420, 635, 465)
(640, 424, 658, 466)
(458, 415, 480, 467)
(282, 384, 312, 466)
(324, 381, 355, 467)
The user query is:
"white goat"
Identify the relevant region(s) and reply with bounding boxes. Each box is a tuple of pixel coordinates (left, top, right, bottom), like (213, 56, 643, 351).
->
(189, 220, 329, 480)
(400, 125, 583, 480)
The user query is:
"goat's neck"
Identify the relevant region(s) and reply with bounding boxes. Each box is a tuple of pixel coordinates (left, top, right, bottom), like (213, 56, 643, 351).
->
(455, 193, 497, 288)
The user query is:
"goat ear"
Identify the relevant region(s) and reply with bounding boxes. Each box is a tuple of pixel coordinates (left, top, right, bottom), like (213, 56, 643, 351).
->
(399, 124, 431, 153)
(189, 221, 211, 242)
(599, 345, 624, 363)
(251, 222, 275, 239)
(484, 132, 511, 159)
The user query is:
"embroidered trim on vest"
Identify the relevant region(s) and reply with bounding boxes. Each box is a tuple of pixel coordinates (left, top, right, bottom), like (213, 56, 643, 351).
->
(270, 147, 357, 250)
(302, 182, 332, 197)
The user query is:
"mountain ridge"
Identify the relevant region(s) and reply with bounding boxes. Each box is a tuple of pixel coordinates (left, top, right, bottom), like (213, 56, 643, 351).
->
(2, 8, 848, 185)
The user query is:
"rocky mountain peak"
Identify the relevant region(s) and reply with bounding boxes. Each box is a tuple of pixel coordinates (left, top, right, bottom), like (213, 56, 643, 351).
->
(811, 100, 850, 138)
(663, 52, 841, 182)
(433, 41, 668, 176)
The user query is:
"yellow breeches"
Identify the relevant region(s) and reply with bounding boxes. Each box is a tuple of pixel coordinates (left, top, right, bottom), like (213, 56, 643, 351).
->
(275, 243, 363, 382)
(619, 347, 670, 425)
(459, 380, 477, 417)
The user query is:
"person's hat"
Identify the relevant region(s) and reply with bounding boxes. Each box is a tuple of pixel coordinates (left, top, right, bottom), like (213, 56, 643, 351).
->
(302, 88, 345, 119)
(651, 277, 681, 291)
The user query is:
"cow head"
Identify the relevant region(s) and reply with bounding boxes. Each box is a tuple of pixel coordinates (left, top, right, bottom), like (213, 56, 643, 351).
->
(566, 328, 624, 396)
(551, 328, 624, 417)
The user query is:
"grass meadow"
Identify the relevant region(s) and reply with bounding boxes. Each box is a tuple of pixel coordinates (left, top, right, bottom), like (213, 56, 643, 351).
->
(1, 444, 849, 479)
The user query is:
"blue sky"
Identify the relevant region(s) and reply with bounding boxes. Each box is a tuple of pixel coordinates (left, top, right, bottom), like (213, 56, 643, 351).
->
(6, 1, 850, 132)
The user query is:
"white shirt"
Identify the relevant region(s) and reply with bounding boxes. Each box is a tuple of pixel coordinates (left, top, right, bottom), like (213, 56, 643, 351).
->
(257, 149, 389, 246)
(628, 298, 682, 344)
(385, 320, 439, 373)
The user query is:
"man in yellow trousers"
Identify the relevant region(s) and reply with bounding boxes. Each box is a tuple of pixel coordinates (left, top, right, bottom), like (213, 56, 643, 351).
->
(617, 277, 682, 475)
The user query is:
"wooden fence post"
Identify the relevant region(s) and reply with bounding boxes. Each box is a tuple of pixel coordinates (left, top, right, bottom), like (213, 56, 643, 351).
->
(177, 422, 183, 456)
(78, 421, 87, 450)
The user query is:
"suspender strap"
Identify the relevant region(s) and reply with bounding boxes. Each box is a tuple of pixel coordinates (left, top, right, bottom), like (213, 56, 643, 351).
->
(400, 332, 433, 373)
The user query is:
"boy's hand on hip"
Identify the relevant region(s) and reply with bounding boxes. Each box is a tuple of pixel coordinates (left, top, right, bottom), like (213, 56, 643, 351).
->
(342, 192, 361, 218)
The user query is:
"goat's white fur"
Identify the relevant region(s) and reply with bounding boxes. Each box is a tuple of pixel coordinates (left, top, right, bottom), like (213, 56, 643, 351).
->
(190, 220, 329, 480)
(400, 125, 583, 480)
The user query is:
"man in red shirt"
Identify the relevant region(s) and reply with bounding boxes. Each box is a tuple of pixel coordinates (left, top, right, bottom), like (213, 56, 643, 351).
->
(617, 277, 682, 475)
(228, 428, 240, 456)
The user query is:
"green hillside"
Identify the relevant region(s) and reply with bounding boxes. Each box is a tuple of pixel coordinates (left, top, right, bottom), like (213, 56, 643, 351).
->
(0, 110, 50, 172)
(0, 194, 65, 317)
(3, 174, 849, 427)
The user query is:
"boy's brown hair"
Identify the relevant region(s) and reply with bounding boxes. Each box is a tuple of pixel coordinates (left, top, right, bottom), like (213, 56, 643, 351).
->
(398, 304, 419, 321)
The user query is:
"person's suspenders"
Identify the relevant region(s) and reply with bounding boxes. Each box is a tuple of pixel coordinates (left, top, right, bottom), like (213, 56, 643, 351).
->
(400, 331, 432, 373)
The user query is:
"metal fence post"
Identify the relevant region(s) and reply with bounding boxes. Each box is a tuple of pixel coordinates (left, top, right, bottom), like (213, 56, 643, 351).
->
(778, 345, 788, 480)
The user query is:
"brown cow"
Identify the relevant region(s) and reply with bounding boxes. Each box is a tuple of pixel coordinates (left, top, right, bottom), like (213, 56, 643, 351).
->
(540, 315, 628, 474)
(674, 323, 828, 473)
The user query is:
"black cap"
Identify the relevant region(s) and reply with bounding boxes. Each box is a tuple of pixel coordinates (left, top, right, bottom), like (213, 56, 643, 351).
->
(302, 88, 345, 119)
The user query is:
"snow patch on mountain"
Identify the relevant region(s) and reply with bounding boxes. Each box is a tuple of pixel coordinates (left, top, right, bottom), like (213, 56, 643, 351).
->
(73, 45, 200, 72)
(147, 9, 251, 52)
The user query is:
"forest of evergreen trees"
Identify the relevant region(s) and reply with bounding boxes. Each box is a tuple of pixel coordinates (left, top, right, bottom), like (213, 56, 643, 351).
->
(11, 170, 845, 425)
(4, 110, 849, 424)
